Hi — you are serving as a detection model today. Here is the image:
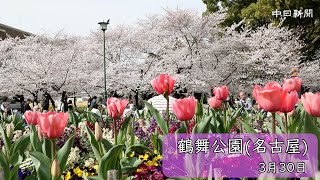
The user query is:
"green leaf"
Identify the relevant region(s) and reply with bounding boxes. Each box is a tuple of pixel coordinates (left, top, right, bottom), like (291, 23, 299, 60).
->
(30, 125, 42, 152)
(120, 157, 142, 175)
(29, 151, 52, 180)
(215, 114, 225, 133)
(10, 153, 23, 166)
(143, 101, 168, 135)
(87, 176, 103, 180)
(195, 96, 204, 118)
(176, 122, 187, 133)
(101, 139, 113, 154)
(117, 118, 131, 145)
(0, 125, 11, 153)
(57, 135, 75, 172)
(265, 122, 283, 134)
(86, 126, 102, 161)
(0, 151, 9, 180)
(42, 138, 52, 159)
(13, 120, 24, 131)
(9, 165, 19, 180)
(125, 144, 153, 156)
(99, 145, 124, 180)
(10, 134, 30, 157)
(240, 120, 256, 133)
(192, 115, 213, 133)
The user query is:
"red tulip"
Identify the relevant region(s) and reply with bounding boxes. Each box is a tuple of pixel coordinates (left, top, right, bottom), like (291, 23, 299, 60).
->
(279, 90, 299, 113)
(254, 82, 283, 112)
(172, 96, 197, 121)
(213, 86, 228, 101)
(253, 85, 263, 100)
(301, 92, 320, 117)
(283, 77, 302, 92)
(208, 97, 222, 109)
(38, 112, 68, 139)
(24, 111, 39, 125)
(107, 97, 129, 119)
(151, 74, 176, 95)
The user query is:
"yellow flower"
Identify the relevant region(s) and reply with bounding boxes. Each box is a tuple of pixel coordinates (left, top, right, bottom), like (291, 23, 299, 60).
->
(154, 154, 162, 161)
(64, 171, 72, 180)
(136, 168, 143, 173)
(73, 167, 83, 177)
(144, 160, 157, 167)
(130, 151, 135, 157)
(138, 154, 149, 161)
(93, 165, 98, 171)
(86, 172, 95, 177)
(154, 150, 158, 154)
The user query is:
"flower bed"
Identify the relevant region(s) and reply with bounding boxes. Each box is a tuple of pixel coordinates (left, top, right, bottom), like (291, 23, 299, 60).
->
(0, 74, 319, 180)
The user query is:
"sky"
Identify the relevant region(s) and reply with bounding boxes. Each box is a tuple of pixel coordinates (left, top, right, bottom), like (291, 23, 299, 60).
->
(0, 0, 206, 36)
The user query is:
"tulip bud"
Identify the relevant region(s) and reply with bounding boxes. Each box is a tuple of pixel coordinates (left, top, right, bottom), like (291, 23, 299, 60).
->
(6, 124, 13, 139)
(95, 122, 102, 141)
(51, 159, 60, 178)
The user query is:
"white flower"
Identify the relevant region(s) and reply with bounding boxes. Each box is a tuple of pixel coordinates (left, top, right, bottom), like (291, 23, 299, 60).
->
(67, 147, 80, 166)
(102, 128, 114, 144)
(84, 158, 95, 167)
(78, 121, 88, 136)
(12, 130, 23, 142)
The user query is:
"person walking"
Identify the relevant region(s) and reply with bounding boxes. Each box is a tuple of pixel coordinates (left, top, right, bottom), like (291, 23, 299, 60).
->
(61, 91, 68, 112)
(290, 67, 306, 98)
(238, 91, 253, 111)
(41, 91, 55, 112)
(90, 96, 98, 109)
(24, 99, 32, 112)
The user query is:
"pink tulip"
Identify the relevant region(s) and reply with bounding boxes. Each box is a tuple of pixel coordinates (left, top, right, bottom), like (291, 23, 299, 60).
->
(253, 85, 263, 100)
(38, 112, 69, 139)
(107, 97, 129, 119)
(24, 111, 39, 125)
(208, 97, 222, 109)
(172, 96, 197, 121)
(283, 77, 302, 92)
(279, 90, 298, 113)
(301, 92, 320, 117)
(151, 74, 176, 95)
(254, 82, 283, 112)
(213, 86, 228, 101)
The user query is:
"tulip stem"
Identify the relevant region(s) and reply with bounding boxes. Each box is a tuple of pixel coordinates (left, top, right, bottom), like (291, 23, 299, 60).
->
(272, 112, 276, 134)
(113, 118, 117, 145)
(284, 113, 288, 134)
(51, 139, 56, 160)
(185, 121, 189, 134)
(166, 95, 170, 129)
(223, 103, 227, 129)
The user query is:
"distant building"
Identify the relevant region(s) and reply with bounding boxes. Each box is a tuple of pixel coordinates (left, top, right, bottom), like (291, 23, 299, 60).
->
(0, 23, 32, 40)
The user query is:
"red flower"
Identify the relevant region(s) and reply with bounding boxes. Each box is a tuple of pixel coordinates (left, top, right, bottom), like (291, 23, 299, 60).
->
(106, 97, 129, 119)
(253, 82, 283, 112)
(213, 86, 228, 101)
(279, 90, 298, 113)
(24, 111, 39, 125)
(208, 97, 222, 109)
(151, 74, 176, 95)
(283, 77, 302, 92)
(301, 92, 320, 117)
(38, 112, 68, 139)
(172, 96, 197, 121)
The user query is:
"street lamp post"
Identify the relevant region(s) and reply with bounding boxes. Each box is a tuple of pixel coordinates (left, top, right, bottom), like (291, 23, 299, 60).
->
(98, 20, 109, 105)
